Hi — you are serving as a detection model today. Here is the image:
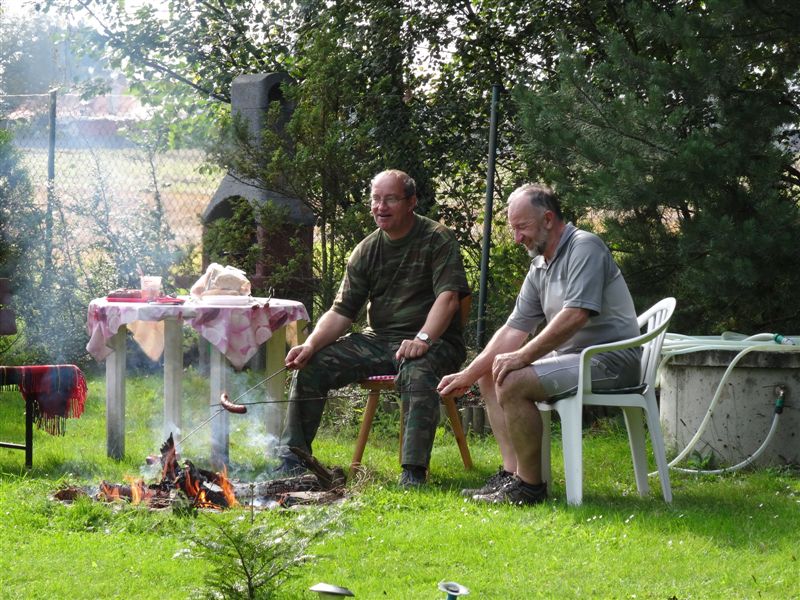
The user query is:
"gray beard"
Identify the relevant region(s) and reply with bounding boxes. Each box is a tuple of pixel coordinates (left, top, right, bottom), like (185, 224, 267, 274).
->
(527, 234, 548, 259)
(528, 241, 546, 258)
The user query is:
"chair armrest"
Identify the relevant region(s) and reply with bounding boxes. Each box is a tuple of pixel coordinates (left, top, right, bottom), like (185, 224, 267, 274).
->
(581, 330, 653, 358)
(576, 319, 670, 395)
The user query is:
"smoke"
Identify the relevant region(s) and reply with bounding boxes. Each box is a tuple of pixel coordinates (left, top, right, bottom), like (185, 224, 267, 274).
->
(229, 384, 282, 478)
(3, 84, 219, 366)
(138, 370, 284, 480)
(233, 406, 280, 456)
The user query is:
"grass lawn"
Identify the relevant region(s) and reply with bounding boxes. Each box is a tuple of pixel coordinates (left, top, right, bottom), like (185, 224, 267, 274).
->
(0, 370, 797, 599)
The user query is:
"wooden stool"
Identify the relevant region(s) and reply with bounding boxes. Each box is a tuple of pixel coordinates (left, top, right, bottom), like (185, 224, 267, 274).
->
(351, 375, 473, 470)
(350, 295, 474, 471)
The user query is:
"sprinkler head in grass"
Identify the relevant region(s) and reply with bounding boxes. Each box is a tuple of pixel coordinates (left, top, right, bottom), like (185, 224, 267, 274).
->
(309, 582, 355, 597)
(438, 580, 469, 598)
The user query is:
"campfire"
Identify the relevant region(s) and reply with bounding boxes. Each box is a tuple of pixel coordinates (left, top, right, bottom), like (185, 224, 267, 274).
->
(53, 435, 347, 510)
(96, 434, 238, 509)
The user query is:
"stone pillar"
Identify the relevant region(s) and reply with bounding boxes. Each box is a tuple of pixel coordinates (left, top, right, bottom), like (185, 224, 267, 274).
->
(203, 72, 314, 316)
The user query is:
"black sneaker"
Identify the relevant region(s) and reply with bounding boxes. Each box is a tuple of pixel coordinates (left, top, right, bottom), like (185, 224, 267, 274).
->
(472, 476, 547, 506)
(460, 467, 514, 497)
(398, 465, 427, 488)
(269, 456, 306, 478)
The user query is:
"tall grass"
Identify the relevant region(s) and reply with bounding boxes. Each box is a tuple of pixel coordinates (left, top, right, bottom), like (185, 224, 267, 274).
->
(1, 371, 797, 599)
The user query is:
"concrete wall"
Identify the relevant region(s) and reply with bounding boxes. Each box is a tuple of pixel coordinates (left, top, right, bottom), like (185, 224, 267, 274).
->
(660, 350, 800, 467)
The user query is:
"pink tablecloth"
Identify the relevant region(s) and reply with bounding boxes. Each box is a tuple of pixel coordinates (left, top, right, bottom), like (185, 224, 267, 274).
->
(86, 297, 308, 370)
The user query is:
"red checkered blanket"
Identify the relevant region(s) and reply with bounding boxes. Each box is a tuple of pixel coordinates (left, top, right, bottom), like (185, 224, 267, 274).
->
(0, 365, 87, 435)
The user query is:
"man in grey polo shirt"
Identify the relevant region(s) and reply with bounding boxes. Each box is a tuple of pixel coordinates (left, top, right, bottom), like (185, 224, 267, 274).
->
(438, 183, 641, 505)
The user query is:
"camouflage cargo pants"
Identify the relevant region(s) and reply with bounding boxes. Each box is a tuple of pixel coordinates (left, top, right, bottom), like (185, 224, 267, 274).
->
(278, 332, 465, 468)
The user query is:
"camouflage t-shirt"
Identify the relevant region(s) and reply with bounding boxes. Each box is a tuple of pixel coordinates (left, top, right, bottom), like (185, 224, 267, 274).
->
(331, 214, 469, 349)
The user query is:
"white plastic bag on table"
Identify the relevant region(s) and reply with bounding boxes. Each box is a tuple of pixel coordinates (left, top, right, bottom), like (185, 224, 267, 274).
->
(190, 263, 252, 299)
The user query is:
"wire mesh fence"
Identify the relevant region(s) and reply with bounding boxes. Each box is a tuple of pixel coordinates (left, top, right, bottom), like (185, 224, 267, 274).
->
(0, 90, 224, 364)
(3, 90, 222, 265)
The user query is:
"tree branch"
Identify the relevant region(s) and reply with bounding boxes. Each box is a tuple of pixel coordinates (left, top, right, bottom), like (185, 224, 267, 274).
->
(204, 0, 270, 71)
(568, 74, 675, 157)
(73, 0, 228, 101)
(781, 164, 800, 187)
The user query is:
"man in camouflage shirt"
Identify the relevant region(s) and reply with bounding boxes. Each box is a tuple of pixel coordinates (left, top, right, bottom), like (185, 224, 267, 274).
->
(277, 169, 470, 486)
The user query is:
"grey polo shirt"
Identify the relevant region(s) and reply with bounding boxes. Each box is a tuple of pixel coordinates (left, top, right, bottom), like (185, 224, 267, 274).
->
(506, 223, 640, 363)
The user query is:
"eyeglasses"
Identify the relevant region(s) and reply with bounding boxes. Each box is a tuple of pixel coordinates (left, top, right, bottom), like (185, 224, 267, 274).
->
(370, 195, 406, 207)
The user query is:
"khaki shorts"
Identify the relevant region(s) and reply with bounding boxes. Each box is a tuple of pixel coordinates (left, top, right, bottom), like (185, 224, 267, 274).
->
(530, 350, 641, 400)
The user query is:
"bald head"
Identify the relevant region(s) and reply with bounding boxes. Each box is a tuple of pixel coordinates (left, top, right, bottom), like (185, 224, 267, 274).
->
(371, 169, 416, 200)
(508, 184, 562, 220)
(507, 183, 565, 259)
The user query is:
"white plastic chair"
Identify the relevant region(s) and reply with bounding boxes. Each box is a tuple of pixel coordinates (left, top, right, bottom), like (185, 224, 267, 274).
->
(537, 297, 676, 505)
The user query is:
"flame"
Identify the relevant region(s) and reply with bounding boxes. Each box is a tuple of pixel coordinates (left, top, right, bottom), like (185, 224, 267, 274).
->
(160, 445, 178, 481)
(182, 467, 214, 508)
(124, 476, 147, 505)
(184, 469, 200, 497)
(218, 466, 238, 508)
(97, 459, 238, 509)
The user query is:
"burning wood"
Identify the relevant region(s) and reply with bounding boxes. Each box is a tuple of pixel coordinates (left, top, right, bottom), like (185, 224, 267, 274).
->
(55, 435, 348, 510)
(158, 433, 179, 481)
(288, 446, 346, 489)
(176, 459, 238, 508)
(93, 434, 238, 509)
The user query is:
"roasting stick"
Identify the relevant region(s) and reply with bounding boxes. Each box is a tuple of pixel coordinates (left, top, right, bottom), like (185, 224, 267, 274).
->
(225, 366, 290, 406)
(178, 408, 228, 445)
(178, 366, 289, 444)
(216, 385, 456, 407)
(173, 364, 453, 446)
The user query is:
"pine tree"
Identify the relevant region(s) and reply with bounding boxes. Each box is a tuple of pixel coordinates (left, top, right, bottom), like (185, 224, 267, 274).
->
(516, 0, 800, 333)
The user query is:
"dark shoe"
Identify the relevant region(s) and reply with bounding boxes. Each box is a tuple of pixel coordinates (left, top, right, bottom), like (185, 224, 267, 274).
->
(460, 467, 514, 497)
(399, 465, 427, 488)
(472, 476, 547, 506)
(270, 455, 306, 478)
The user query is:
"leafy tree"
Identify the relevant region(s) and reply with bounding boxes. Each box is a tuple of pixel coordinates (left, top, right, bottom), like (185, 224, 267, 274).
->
(187, 509, 339, 600)
(412, 0, 547, 321)
(203, 197, 312, 301)
(0, 11, 113, 114)
(515, 0, 800, 333)
(38, 0, 305, 145)
(40, 0, 546, 324)
(0, 130, 36, 361)
(209, 1, 453, 311)
(37, 0, 800, 338)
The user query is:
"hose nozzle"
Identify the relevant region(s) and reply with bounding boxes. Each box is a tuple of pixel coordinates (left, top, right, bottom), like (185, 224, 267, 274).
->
(774, 385, 786, 414)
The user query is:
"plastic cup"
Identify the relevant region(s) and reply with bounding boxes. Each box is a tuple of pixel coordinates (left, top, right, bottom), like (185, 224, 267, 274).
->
(140, 276, 162, 301)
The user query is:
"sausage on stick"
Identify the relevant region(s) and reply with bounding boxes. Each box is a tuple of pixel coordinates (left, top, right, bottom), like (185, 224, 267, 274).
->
(219, 392, 247, 414)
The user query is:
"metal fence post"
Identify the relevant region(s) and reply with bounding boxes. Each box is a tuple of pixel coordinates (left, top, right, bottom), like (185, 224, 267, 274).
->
(476, 84, 502, 350)
(45, 88, 57, 277)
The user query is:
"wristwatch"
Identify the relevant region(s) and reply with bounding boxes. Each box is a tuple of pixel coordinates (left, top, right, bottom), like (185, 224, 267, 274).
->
(415, 332, 432, 345)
